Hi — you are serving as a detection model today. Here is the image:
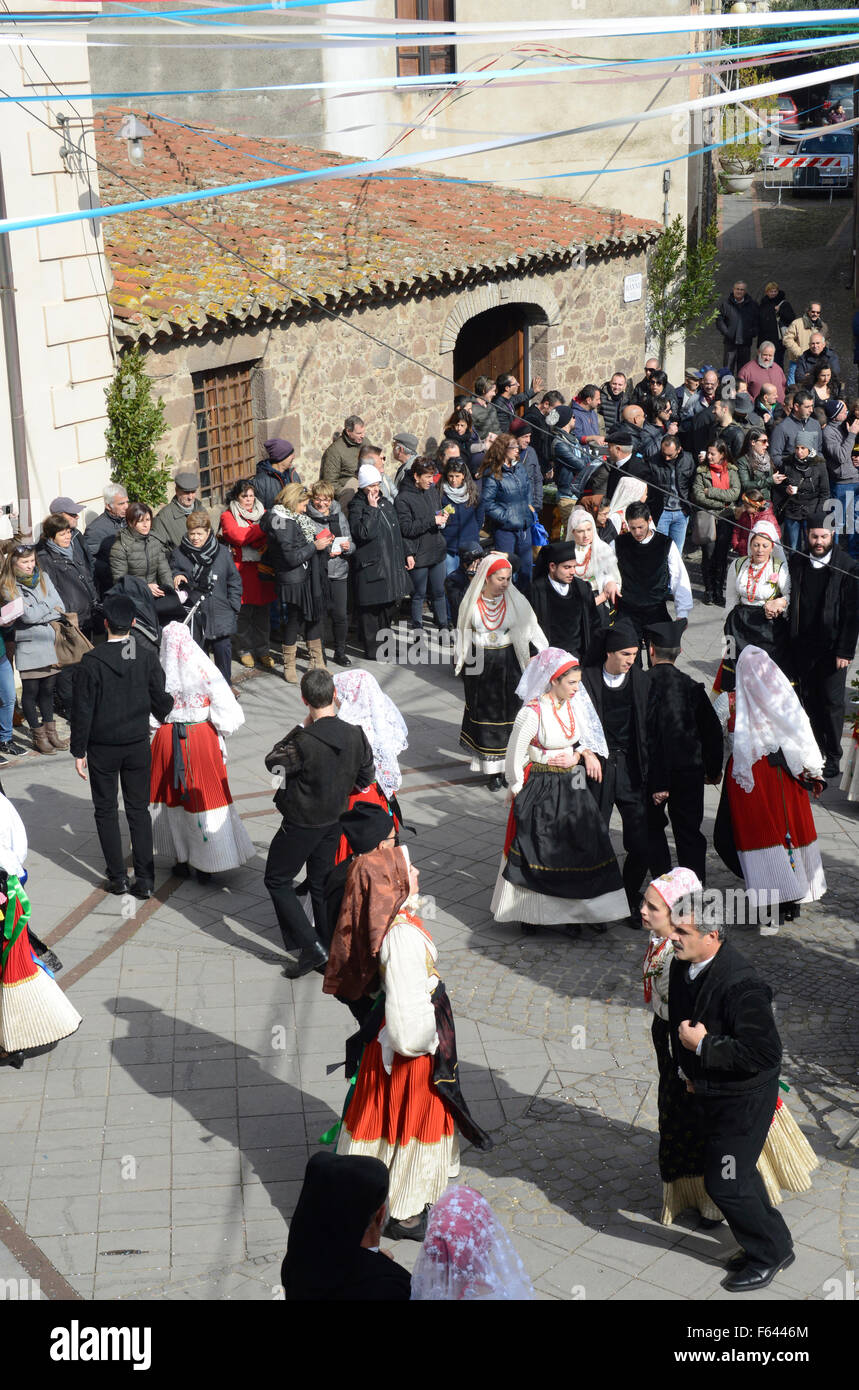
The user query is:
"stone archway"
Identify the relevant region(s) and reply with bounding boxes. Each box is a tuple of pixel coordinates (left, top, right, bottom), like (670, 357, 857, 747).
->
(439, 282, 561, 355)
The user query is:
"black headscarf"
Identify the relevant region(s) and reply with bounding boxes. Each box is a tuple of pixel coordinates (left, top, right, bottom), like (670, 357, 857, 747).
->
(282, 1153, 409, 1301)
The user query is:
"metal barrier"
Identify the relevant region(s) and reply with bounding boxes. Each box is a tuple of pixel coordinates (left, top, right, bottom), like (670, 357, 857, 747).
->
(763, 153, 851, 203)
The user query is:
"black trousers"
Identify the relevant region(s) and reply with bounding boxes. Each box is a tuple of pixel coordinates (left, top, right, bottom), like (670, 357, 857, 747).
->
(590, 749, 650, 913)
(87, 738, 154, 886)
(697, 1077, 792, 1269)
(357, 601, 398, 659)
(264, 820, 340, 954)
(796, 655, 847, 768)
(647, 771, 707, 884)
(722, 341, 754, 374)
(326, 577, 348, 654)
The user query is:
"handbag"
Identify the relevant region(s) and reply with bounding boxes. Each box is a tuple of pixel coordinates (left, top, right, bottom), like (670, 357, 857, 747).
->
(49, 611, 93, 667)
(692, 510, 717, 546)
(531, 518, 549, 546)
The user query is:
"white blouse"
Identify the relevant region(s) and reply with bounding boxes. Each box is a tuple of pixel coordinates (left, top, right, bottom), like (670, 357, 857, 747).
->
(377, 909, 440, 1072)
(504, 694, 579, 795)
(468, 596, 513, 650)
(728, 556, 790, 610)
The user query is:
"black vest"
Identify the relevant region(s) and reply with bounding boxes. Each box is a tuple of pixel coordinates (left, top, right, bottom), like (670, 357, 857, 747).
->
(615, 532, 672, 610)
(601, 675, 633, 752)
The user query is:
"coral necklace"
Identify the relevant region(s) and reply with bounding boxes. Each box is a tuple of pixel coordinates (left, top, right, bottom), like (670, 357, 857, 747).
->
(550, 696, 576, 739)
(574, 544, 592, 577)
(477, 593, 506, 630)
(744, 558, 771, 603)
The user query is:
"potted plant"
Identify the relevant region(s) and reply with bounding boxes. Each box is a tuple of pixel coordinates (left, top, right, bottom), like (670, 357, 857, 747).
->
(720, 137, 764, 193)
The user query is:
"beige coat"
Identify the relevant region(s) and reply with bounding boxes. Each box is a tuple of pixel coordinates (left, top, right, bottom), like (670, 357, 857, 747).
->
(782, 313, 830, 363)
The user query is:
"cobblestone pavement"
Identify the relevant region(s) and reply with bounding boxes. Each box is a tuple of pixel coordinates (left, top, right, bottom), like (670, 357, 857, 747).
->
(0, 567, 856, 1304)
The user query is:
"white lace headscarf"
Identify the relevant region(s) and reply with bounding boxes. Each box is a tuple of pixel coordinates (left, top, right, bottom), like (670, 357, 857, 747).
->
(333, 669, 407, 799)
(514, 648, 608, 757)
(159, 621, 245, 736)
(410, 1187, 534, 1301)
(732, 645, 823, 792)
(606, 476, 649, 538)
(454, 551, 547, 675)
(0, 792, 27, 878)
(565, 506, 622, 593)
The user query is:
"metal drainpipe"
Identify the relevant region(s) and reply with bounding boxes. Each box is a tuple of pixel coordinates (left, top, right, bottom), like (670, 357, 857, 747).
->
(0, 152, 31, 528)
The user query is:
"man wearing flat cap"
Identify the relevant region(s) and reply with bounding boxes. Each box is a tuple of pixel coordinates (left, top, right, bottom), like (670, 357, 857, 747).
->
(644, 618, 723, 882)
(70, 593, 174, 898)
(152, 471, 202, 555)
(582, 620, 651, 929)
(530, 541, 599, 663)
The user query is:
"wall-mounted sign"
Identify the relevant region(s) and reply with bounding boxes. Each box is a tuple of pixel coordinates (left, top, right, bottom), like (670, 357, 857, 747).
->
(623, 273, 643, 303)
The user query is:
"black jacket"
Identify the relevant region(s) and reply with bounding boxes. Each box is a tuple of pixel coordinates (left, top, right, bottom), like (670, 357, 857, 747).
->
(170, 541, 242, 639)
(668, 941, 782, 1097)
(788, 546, 859, 663)
(265, 717, 375, 828)
(348, 491, 408, 608)
(36, 539, 99, 633)
(253, 458, 300, 510)
(70, 640, 173, 756)
(716, 293, 760, 347)
(772, 455, 829, 521)
(260, 510, 325, 617)
(645, 449, 696, 520)
(530, 575, 599, 664)
(757, 290, 794, 347)
(393, 475, 448, 569)
(522, 405, 555, 469)
(645, 662, 723, 789)
(599, 381, 633, 433)
(581, 662, 650, 783)
(83, 509, 128, 596)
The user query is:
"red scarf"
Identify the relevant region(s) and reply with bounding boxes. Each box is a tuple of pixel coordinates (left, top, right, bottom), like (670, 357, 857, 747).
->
(709, 459, 730, 489)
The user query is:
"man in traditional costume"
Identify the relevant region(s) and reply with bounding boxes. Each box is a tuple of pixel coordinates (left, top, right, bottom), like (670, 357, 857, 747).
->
(787, 512, 859, 781)
(529, 541, 599, 663)
(644, 619, 724, 884)
(613, 502, 693, 660)
(582, 622, 651, 929)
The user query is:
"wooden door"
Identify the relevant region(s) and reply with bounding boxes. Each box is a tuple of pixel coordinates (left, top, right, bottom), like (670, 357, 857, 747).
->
(453, 306, 525, 396)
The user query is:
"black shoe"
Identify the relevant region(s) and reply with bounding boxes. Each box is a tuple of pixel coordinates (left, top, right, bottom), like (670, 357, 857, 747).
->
(0, 740, 17, 761)
(589, 922, 608, 934)
(0, 1050, 25, 1069)
(196, 869, 211, 884)
(331, 651, 352, 666)
(701, 591, 712, 606)
(698, 1215, 724, 1230)
(105, 876, 130, 895)
(722, 1250, 795, 1292)
(625, 911, 643, 931)
(563, 923, 583, 939)
(37, 949, 63, 974)
(172, 862, 190, 879)
(713, 591, 726, 609)
(129, 881, 153, 901)
(520, 923, 537, 936)
(822, 761, 840, 779)
(282, 944, 328, 979)
(384, 1209, 428, 1242)
(486, 774, 505, 790)
(724, 1248, 748, 1272)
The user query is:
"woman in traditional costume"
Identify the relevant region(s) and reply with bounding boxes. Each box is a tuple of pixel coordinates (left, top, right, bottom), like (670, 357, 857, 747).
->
(0, 792, 81, 1067)
(410, 1186, 534, 1301)
(150, 622, 254, 883)
(716, 519, 790, 693)
(455, 552, 547, 790)
(641, 867, 819, 1225)
(564, 505, 622, 630)
(713, 646, 826, 923)
(332, 669, 407, 862)
(490, 648, 627, 935)
(327, 843, 492, 1241)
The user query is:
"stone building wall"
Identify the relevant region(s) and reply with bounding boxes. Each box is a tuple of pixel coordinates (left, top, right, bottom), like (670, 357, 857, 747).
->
(141, 244, 650, 495)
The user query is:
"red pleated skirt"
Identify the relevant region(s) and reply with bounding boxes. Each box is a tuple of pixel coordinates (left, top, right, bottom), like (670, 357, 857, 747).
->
(727, 756, 817, 853)
(342, 1037, 454, 1147)
(1, 895, 37, 988)
(334, 783, 399, 864)
(150, 721, 232, 812)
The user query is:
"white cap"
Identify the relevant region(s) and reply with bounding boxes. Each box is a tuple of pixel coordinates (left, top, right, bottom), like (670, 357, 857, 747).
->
(357, 463, 383, 488)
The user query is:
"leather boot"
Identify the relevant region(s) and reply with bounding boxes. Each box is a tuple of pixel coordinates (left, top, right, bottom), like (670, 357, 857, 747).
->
(307, 638, 327, 671)
(700, 552, 712, 605)
(281, 644, 298, 684)
(43, 721, 69, 750)
(32, 725, 56, 755)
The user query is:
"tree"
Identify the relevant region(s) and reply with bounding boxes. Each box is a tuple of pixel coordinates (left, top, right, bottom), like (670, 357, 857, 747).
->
(104, 347, 173, 508)
(647, 215, 720, 364)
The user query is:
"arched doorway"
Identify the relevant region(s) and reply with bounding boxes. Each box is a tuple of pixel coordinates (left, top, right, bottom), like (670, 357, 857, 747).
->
(453, 304, 528, 394)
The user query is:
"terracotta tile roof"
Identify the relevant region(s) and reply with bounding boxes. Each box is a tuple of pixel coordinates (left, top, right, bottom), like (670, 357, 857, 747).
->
(94, 111, 661, 345)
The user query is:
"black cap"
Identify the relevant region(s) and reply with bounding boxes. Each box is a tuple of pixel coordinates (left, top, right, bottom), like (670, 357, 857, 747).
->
(546, 540, 577, 565)
(806, 511, 835, 531)
(102, 593, 137, 631)
(605, 620, 640, 652)
(339, 803, 416, 856)
(644, 618, 687, 647)
(607, 429, 634, 447)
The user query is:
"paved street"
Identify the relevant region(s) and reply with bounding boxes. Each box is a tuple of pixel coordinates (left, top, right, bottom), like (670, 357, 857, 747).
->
(0, 567, 857, 1303)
